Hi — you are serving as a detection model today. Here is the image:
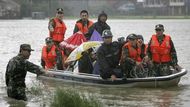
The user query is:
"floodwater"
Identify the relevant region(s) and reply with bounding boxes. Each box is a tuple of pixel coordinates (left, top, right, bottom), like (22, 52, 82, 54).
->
(0, 19, 190, 107)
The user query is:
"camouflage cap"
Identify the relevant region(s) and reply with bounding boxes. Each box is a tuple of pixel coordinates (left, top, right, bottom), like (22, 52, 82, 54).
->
(155, 24, 164, 30)
(45, 37, 53, 44)
(20, 44, 34, 51)
(57, 8, 64, 14)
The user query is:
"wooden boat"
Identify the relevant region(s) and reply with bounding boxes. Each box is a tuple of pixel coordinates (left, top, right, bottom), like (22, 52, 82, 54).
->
(38, 68, 187, 88)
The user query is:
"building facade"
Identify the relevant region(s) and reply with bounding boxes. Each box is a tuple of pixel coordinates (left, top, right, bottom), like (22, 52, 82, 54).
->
(143, 0, 189, 15)
(0, 0, 20, 19)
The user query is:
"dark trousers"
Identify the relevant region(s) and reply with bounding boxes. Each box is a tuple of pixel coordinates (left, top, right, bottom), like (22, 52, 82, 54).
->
(100, 68, 123, 79)
(121, 61, 135, 78)
(153, 63, 172, 76)
(7, 86, 27, 101)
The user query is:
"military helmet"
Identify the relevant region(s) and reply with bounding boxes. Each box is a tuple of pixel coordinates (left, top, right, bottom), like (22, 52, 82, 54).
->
(102, 29, 113, 38)
(126, 33, 137, 40)
(155, 24, 164, 30)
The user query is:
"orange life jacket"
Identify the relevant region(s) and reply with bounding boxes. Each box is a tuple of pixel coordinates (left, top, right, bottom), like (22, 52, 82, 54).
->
(121, 42, 142, 63)
(76, 20, 93, 34)
(50, 18, 67, 42)
(150, 34, 171, 63)
(42, 45, 64, 69)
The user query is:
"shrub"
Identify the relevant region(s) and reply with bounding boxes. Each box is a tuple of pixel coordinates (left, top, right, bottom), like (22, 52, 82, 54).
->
(50, 88, 103, 107)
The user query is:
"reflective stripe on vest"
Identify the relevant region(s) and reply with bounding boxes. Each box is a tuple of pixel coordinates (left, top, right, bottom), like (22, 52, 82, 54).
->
(76, 20, 93, 34)
(150, 34, 171, 63)
(51, 18, 67, 42)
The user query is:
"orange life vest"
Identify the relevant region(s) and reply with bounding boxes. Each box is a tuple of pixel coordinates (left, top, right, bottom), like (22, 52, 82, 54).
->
(42, 45, 64, 69)
(76, 20, 93, 34)
(50, 18, 67, 42)
(121, 42, 142, 63)
(150, 34, 171, 63)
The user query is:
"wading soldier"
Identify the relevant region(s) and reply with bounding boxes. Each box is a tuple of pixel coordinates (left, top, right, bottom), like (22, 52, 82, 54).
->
(6, 44, 45, 101)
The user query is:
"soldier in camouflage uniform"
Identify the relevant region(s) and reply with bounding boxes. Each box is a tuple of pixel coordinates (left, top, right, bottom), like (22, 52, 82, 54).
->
(146, 24, 180, 76)
(5, 44, 45, 101)
(48, 8, 67, 46)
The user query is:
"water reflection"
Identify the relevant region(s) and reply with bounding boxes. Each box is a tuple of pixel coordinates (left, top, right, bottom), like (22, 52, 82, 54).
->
(4, 97, 27, 107)
(38, 77, 187, 107)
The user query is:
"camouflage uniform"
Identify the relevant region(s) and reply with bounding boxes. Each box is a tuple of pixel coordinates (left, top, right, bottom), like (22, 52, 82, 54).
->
(121, 46, 149, 78)
(48, 18, 60, 46)
(6, 54, 44, 101)
(147, 35, 178, 76)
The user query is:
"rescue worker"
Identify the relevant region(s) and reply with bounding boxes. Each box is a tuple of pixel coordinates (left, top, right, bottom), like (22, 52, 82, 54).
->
(5, 44, 45, 101)
(136, 35, 147, 60)
(48, 8, 67, 46)
(136, 34, 152, 77)
(146, 24, 180, 76)
(86, 11, 110, 40)
(120, 34, 143, 78)
(41, 37, 65, 70)
(96, 29, 123, 80)
(73, 10, 93, 37)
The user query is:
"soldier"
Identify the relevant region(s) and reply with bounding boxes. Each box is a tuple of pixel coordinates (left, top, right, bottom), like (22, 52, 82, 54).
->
(41, 37, 65, 70)
(146, 24, 180, 76)
(5, 44, 45, 101)
(48, 8, 67, 46)
(120, 34, 143, 78)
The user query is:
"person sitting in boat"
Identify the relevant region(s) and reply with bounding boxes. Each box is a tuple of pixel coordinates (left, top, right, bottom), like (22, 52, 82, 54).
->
(73, 10, 93, 38)
(96, 29, 123, 80)
(41, 37, 65, 70)
(78, 48, 96, 74)
(120, 34, 145, 78)
(136, 34, 154, 77)
(86, 11, 110, 40)
(137, 35, 148, 60)
(146, 24, 180, 76)
(48, 8, 67, 46)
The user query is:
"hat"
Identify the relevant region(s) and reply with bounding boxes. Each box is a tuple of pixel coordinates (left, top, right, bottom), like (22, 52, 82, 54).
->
(127, 34, 137, 40)
(45, 37, 53, 44)
(99, 11, 107, 18)
(57, 8, 64, 13)
(20, 44, 34, 51)
(102, 29, 113, 38)
(155, 24, 164, 30)
(98, 11, 108, 21)
(137, 35, 144, 41)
